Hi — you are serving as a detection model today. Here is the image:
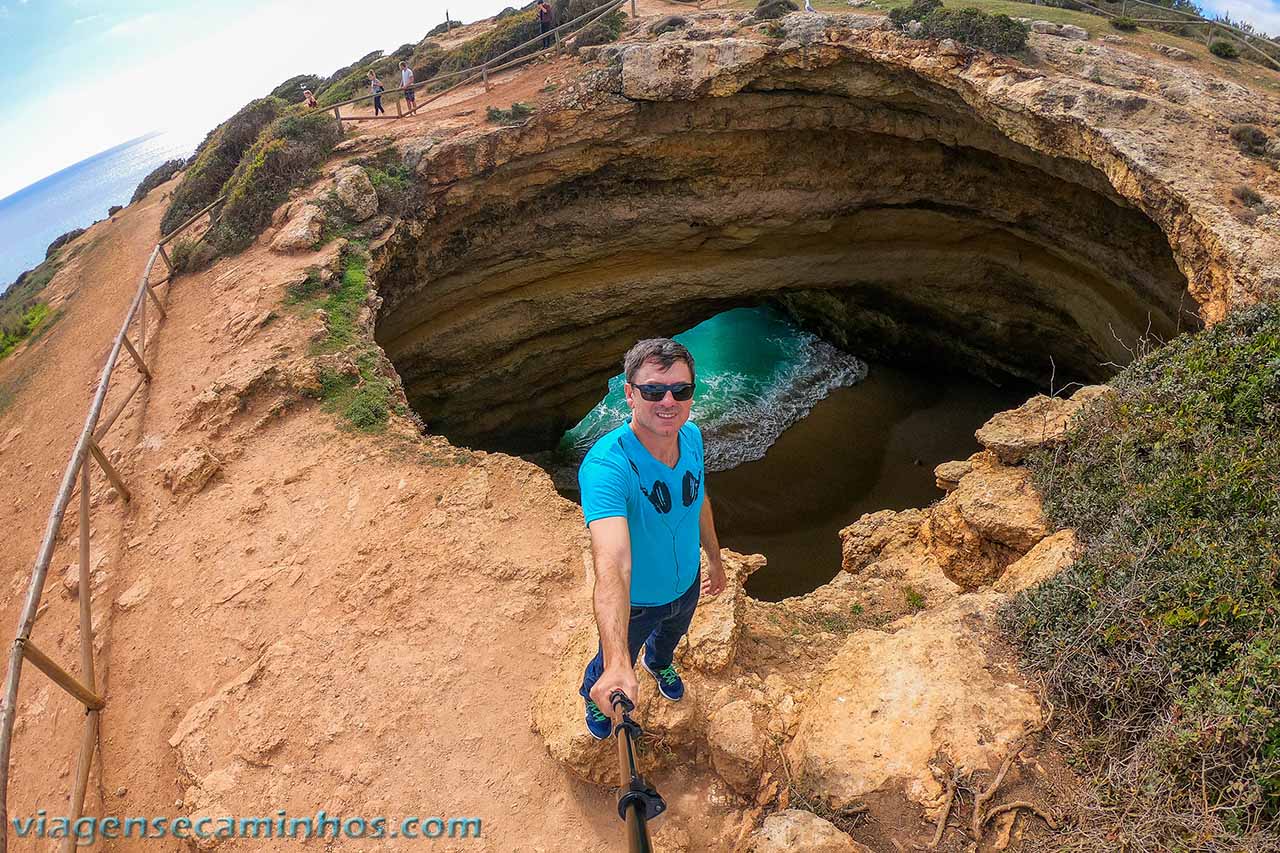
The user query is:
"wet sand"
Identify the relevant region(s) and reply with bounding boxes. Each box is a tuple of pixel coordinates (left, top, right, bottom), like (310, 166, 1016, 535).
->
(708, 363, 1033, 601)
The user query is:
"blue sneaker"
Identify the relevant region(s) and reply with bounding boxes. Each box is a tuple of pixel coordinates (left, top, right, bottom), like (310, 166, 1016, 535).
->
(642, 659, 685, 701)
(585, 698, 612, 740)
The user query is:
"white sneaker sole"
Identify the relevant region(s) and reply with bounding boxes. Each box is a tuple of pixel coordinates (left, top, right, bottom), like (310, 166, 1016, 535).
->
(641, 660, 683, 702)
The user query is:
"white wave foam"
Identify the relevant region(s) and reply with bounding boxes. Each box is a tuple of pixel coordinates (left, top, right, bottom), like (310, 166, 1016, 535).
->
(700, 333, 866, 471)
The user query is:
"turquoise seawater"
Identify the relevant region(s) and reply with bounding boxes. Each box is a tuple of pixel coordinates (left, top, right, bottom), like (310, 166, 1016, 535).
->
(560, 306, 868, 470)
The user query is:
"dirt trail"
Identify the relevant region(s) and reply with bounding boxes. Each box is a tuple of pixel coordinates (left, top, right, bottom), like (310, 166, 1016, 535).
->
(0, 186, 184, 832)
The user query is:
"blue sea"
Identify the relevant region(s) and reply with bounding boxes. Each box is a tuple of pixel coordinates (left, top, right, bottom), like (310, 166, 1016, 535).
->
(0, 130, 203, 293)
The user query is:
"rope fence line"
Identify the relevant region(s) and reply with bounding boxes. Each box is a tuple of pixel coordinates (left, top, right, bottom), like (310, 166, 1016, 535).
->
(1074, 0, 1280, 70)
(0, 193, 225, 853)
(309, 0, 630, 127)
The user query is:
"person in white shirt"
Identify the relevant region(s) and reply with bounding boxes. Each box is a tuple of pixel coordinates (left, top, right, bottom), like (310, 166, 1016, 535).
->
(400, 61, 416, 111)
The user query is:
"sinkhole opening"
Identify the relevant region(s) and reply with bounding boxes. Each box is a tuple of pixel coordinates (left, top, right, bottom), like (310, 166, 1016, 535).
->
(539, 305, 1036, 601)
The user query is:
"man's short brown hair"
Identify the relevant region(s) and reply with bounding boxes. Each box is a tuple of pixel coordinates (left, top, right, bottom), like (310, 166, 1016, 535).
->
(623, 338, 695, 385)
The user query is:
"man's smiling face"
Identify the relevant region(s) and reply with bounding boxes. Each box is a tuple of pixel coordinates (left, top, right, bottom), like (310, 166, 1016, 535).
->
(624, 358, 694, 442)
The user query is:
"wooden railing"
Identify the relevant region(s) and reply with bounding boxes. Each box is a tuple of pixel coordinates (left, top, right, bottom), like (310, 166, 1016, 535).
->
(0, 194, 225, 853)
(312, 0, 629, 126)
(1073, 0, 1280, 70)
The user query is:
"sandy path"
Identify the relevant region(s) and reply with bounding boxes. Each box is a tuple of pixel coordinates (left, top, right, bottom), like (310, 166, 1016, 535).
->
(0, 183, 178, 833)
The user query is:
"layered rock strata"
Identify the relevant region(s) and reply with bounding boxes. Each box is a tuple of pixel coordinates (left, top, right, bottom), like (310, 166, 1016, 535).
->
(371, 12, 1278, 451)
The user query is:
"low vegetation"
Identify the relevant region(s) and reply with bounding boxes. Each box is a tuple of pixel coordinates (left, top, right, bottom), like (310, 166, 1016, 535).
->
(289, 245, 401, 433)
(211, 110, 344, 252)
(1230, 123, 1273, 156)
(1109, 15, 1137, 30)
(130, 159, 185, 204)
(360, 151, 413, 214)
(486, 102, 535, 125)
(270, 74, 325, 104)
(161, 97, 283, 235)
(1210, 38, 1241, 58)
(0, 303, 54, 360)
(889, 0, 1029, 52)
(755, 0, 799, 20)
(1006, 303, 1280, 849)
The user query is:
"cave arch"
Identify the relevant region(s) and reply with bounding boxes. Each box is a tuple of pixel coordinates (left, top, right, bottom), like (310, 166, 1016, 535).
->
(372, 50, 1192, 453)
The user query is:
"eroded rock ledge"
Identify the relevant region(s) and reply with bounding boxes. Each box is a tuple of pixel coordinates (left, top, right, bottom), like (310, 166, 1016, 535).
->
(370, 12, 1278, 452)
(532, 385, 1099, 847)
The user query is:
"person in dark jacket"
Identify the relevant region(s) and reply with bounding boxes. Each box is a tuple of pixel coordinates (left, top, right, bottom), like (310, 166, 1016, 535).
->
(538, 0, 555, 48)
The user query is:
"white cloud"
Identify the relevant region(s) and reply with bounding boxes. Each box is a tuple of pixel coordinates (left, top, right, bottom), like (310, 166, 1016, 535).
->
(73, 13, 104, 24)
(107, 12, 158, 37)
(1205, 0, 1280, 36)
(0, 0, 520, 200)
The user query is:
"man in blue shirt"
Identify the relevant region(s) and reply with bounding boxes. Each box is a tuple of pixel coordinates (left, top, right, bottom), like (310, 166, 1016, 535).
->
(578, 338, 727, 739)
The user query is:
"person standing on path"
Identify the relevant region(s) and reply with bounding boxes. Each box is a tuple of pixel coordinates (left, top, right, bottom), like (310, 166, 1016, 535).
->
(538, 0, 555, 48)
(368, 71, 386, 116)
(577, 338, 727, 740)
(400, 61, 416, 111)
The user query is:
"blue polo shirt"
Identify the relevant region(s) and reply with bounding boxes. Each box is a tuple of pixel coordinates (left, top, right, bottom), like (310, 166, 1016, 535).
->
(579, 421, 705, 606)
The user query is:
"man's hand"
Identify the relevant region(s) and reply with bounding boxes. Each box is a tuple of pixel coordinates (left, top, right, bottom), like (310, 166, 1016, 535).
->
(589, 662, 639, 720)
(701, 558, 726, 597)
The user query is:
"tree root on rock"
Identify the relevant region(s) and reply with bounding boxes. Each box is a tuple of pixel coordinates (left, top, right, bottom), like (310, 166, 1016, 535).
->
(982, 801, 1059, 831)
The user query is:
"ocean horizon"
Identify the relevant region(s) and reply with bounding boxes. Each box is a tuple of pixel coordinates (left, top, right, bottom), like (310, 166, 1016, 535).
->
(0, 129, 204, 294)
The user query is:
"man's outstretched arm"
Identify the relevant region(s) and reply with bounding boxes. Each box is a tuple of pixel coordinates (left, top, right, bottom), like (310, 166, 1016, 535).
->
(699, 493, 726, 596)
(587, 516, 640, 711)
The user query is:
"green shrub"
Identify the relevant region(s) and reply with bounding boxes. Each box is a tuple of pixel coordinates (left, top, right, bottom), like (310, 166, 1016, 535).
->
(0, 303, 53, 360)
(650, 15, 687, 35)
(362, 152, 413, 213)
(755, 0, 799, 20)
(923, 7, 1028, 52)
(130, 159, 184, 204)
(1005, 303, 1280, 848)
(576, 9, 626, 46)
(161, 98, 283, 235)
(270, 74, 325, 104)
(211, 109, 344, 252)
(486, 102, 535, 125)
(890, 0, 1028, 52)
(439, 11, 541, 73)
(888, 0, 941, 28)
(1110, 15, 1138, 30)
(1210, 38, 1240, 58)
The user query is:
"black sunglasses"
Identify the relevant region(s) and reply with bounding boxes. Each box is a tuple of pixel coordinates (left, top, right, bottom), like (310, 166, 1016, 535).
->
(631, 382, 695, 402)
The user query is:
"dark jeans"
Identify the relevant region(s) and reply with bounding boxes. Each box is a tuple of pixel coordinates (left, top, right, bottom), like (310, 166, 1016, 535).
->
(541, 20, 553, 48)
(579, 572, 701, 703)
(373, 95, 384, 115)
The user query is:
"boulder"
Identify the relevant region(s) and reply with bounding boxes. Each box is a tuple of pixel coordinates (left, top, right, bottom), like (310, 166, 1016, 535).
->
(786, 594, 1041, 815)
(1031, 20, 1088, 39)
(160, 445, 222, 496)
(749, 810, 872, 853)
(620, 40, 771, 101)
(838, 509, 926, 573)
(975, 393, 1078, 464)
(532, 625, 703, 784)
(1152, 42, 1194, 60)
(993, 528, 1078, 593)
(680, 551, 759, 672)
(707, 700, 764, 795)
(933, 459, 972, 492)
(922, 457, 1049, 588)
(334, 165, 378, 223)
(270, 204, 324, 253)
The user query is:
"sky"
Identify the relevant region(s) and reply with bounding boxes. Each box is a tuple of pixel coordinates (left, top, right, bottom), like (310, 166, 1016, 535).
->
(0, 0, 1278, 201)
(0, 0, 521, 201)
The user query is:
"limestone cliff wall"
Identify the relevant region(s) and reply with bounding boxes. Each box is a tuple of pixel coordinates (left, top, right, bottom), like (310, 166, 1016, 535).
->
(366, 14, 1278, 451)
